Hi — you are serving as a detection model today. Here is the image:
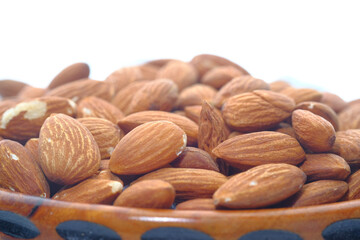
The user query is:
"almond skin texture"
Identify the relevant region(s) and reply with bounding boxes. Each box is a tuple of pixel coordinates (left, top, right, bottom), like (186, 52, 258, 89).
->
(212, 131, 305, 167)
(39, 114, 101, 185)
(127, 79, 178, 114)
(0, 79, 28, 98)
(52, 179, 123, 204)
(280, 87, 323, 104)
(113, 180, 175, 209)
(281, 180, 348, 207)
(77, 118, 124, 159)
(299, 154, 350, 182)
(117, 110, 198, 146)
(105, 66, 144, 93)
(213, 163, 307, 209)
(213, 75, 270, 108)
(0, 139, 50, 197)
(17, 86, 46, 100)
(0, 96, 76, 141)
(176, 198, 216, 210)
(331, 129, 360, 164)
(292, 109, 336, 153)
(201, 65, 244, 89)
(184, 105, 203, 124)
(157, 60, 198, 91)
(171, 147, 220, 172)
(269, 80, 291, 92)
(320, 92, 348, 113)
(222, 90, 295, 132)
(24, 138, 40, 164)
(338, 103, 360, 131)
(90, 169, 123, 183)
(344, 169, 360, 200)
(109, 121, 187, 175)
(133, 168, 227, 200)
(77, 96, 124, 124)
(48, 62, 90, 89)
(176, 84, 217, 109)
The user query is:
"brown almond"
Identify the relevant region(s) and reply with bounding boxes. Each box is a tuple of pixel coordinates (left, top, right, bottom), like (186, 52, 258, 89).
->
(77, 118, 124, 159)
(269, 80, 292, 92)
(48, 63, 90, 89)
(77, 96, 124, 124)
(212, 131, 305, 167)
(292, 109, 336, 153)
(343, 169, 360, 200)
(331, 129, 360, 164)
(176, 84, 217, 109)
(280, 87, 323, 104)
(114, 180, 175, 209)
(338, 103, 360, 131)
(134, 168, 227, 200)
(274, 123, 297, 138)
(24, 138, 40, 164)
(300, 154, 350, 182)
(0, 80, 28, 98)
(222, 90, 295, 132)
(201, 66, 244, 89)
(52, 179, 123, 204)
(109, 121, 187, 175)
(90, 169, 123, 183)
(117, 110, 198, 146)
(171, 147, 220, 172)
(213, 163, 306, 209)
(176, 198, 216, 210)
(127, 79, 178, 114)
(213, 75, 270, 108)
(184, 105, 202, 124)
(17, 86, 46, 100)
(0, 96, 76, 141)
(39, 114, 101, 185)
(105, 66, 144, 93)
(157, 60, 198, 91)
(0, 140, 50, 197)
(320, 92, 348, 113)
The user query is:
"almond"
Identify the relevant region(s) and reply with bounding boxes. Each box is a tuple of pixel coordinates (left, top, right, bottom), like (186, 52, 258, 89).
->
(171, 147, 220, 172)
(105, 66, 144, 93)
(46, 79, 113, 103)
(280, 87, 323, 104)
(0, 139, 50, 197)
(117, 110, 198, 146)
(144, 59, 175, 69)
(299, 154, 350, 182)
(99, 159, 110, 170)
(0, 96, 76, 141)
(109, 121, 187, 175)
(338, 103, 360, 131)
(137, 64, 158, 80)
(90, 169, 123, 183)
(213, 75, 270, 108)
(52, 179, 123, 204)
(213, 163, 306, 209)
(274, 123, 296, 138)
(212, 131, 305, 167)
(176, 84, 217, 109)
(176, 198, 216, 210)
(157, 60, 198, 91)
(39, 114, 101, 185)
(24, 138, 40, 164)
(77, 96, 124, 124)
(127, 79, 178, 114)
(294, 101, 339, 131)
(184, 105, 202, 124)
(201, 66, 244, 89)
(331, 129, 360, 164)
(269, 80, 291, 92)
(320, 92, 348, 113)
(343, 169, 360, 200)
(113, 180, 175, 209)
(77, 118, 124, 159)
(281, 180, 348, 207)
(17, 86, 46, 100)
(48, 63, 90, 90)
(0, 79, 28, 98)
(133, 168, 227, 200)
(222, 90, 295, 132)
(292, 109, 336, 153)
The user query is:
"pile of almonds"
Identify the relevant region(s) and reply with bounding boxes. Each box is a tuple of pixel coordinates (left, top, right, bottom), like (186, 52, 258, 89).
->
(1, 54, 360, 211)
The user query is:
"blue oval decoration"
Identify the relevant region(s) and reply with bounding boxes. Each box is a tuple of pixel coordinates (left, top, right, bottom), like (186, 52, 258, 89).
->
(56, 220, 121, 240)
(322, 219, 360, 240)
(239, 229, 303, 240)
(141, 227, 213, 240)
(0, 210, 40, 239)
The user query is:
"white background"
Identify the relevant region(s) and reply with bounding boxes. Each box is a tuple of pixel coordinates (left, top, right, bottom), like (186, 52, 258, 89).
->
(0, 0, 359, 101)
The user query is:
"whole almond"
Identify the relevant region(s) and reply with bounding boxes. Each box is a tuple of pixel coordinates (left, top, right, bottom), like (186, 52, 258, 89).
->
(213, 163, 306, 209)
(331, 129, 360, 164)
(292, 109, 336, 153)
(0, 96, 76, 141)
(0, 139, 50, 197)
(176, 198, 216, 211)
(77, 118, 124, 159)
(127, 79, 178, 114)
(269, 80, 291, 92)
(48, 63, 90, 90)
(77, 96, 124, 124)
(222, 90, 295, 132)
(0, 79, 28, 98)
(281, 180, 348, 207)
(117, 110, 198, 146)
(24, 138, 40, 164)
(213, 75, 270, 108)
(171, 147, 220, 172)
(113, 180, 175, 209)
(134, 168, 227, 200)
(299, 154, 350, 182)
(184, 105, 203, 124)
(343, 169, 360, 200)
(17, 86, 46, 100)
(280, 87, 323, 104)
(176, 84, 217, 109)
(109, 121, 187, 175)
(320, 92, 348, 113)
(39, 114, 101, 185)
(338, 103, 360, 131)
(212, 131, 305, 167)
(201, 66, 244, 89)
(105, 66, 144, 93)
(157, 60, 198, 91)
(52, 179, 123, 204)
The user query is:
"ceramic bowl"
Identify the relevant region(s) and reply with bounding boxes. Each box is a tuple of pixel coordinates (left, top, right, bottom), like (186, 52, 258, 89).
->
(1, 190, 360, 240)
